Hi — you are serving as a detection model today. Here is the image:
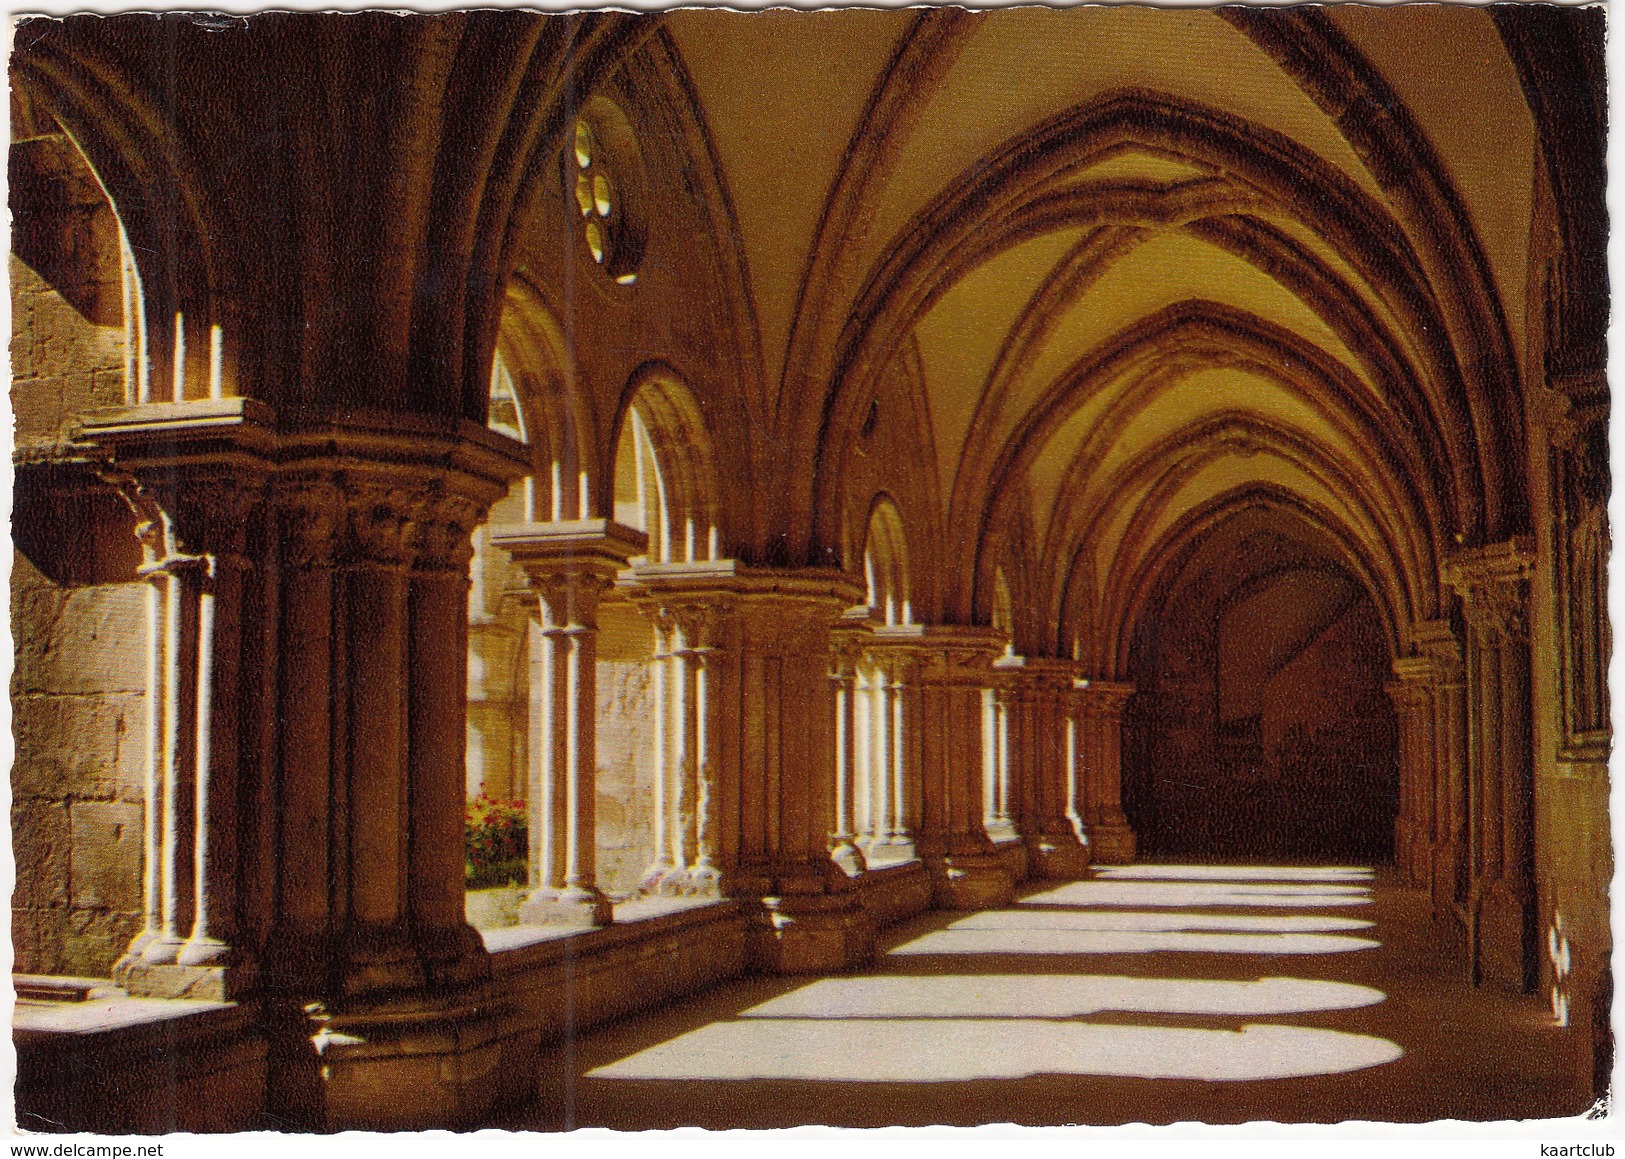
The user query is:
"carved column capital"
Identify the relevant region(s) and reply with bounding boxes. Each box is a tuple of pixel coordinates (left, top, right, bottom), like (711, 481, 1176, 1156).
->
(341, 480, 430, 569)
(1533, 374, 1608, 453)
(410, 491, 486, 574)
(1073, 679, 1134, 719)
(1444, 539, 1534, 647)
(908, 627, 1005, 685)
(274, 475, 346, 570)
(491, 518, 648, 630)
(653, 597, 729, 655)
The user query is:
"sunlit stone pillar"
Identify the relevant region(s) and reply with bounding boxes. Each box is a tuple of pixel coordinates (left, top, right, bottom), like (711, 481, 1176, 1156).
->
(624, 563, 873, 973)
(491, 520, 647, 927)
(1071, 679, 1137, 864)
(911, 628, 1013, 909)
(89, 414, 268, 1002)
(858, 661, 892, 856)
(987, 655, 1028, 880)
(861, 632, 924, 865)
(1445, 539, 1537, 991)
(640, 613, 678, 890)
(827, 632, 867, 876)
(983, 683, 1018, 842)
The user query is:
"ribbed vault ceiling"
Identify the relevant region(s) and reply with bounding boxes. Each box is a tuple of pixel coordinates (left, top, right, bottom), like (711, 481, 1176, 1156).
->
(656, 7, 1534, 659)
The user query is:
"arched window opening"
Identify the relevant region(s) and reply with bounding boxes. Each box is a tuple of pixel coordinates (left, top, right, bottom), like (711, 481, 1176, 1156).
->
(464, 330, 601, 929)
(487, 355, 529, 444)
(617, 378, 722, 566)
(614, 407, 673, 562)
(611, 376, 728, 899)
(843, 498, 920, 865)
(858, 498, 912, 627)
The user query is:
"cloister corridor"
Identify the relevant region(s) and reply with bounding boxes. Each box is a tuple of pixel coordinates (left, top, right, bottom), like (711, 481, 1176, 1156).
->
(10, 8, 1609, 1135)
(499, 864, 1592, 1131)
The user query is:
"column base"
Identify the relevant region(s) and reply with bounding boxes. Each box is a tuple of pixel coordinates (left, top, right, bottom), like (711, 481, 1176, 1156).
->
(863, 837, 918, 866)
(745, 891, 875, 974)
(284, 991, 536, 1131)
(1085, 817, 1138, 864)
(1025, 831, 1090, 880)
(113, 953, 256, 1001)
(639, 863, 679, 895)
(992, 836, 1029, 882)
(336, 931, 428, 1001)
(1476, 877, 1536, 992)
(520, 886, 613, 927)
(415, 923, 493, 989)
(925, 852, 1015, 909)
(830, 839, 867, 877)
(985, 820, 1021, 844)
(653, 866, 724, 898)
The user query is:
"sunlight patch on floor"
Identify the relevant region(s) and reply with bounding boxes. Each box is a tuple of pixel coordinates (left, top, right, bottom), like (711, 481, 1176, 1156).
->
(887, 927, 1380, 956)
(737, 974, 1387, 1020)
(1094, 864, 1374, 883)
(1020, 880, 1373, 909)
(585, 864, 1403, 1090)
(588, 1018, 1403, 1082)
(945, 910, 1375, 934)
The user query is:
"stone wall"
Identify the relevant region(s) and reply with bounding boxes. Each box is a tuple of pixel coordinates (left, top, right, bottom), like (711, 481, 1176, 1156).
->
(11, 199, 150, 977)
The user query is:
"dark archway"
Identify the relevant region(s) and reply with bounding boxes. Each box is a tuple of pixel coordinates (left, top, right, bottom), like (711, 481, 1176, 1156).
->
(1124, 506, 1399, 863)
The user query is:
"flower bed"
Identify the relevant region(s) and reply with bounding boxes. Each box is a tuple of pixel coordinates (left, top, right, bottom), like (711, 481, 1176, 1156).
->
(466, 795, 528, 890)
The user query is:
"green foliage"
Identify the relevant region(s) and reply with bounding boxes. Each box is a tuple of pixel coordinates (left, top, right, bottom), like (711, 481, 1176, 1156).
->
(466, 795, 528, 890)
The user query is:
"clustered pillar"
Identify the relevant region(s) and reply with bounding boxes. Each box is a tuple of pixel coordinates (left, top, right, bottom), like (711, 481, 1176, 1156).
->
(910, 629, 1014, 908)
(855, 635, 922, 864)
(1069, 680, 1137, 864)
(624, 563, 874, 973)
(491, 520, 647, 926)
(104, 459, 261, 1001)
(1445, 539, 1537, 990)
(639, 598, 726, 896)
(995, 657, 1090, 879)
(82, 401, 529, 1128)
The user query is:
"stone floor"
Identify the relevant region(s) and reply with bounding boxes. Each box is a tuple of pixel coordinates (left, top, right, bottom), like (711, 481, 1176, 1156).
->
(500, 863, 1597, 1130)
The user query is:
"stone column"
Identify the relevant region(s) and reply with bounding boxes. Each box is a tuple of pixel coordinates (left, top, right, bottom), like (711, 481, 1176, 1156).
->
(987, 657, 1027, 880)
(1387, 661, 1437, 891)
(1071, 680, 1138, 863)
(861, 630, 925, 865)
(1003, 659, 1090, 879)
(490, 520, 647, 926)
(91, 422, 268, 1002)
(1445, 539, 1537, 991)
(827, 632, 867, 877)
(1412, 620, 1468, 921)
(911, 628, 1014, 909)
(623, 563, 873, 973)
(635, 598, 728, 896)
(82, 402, 530, 1129)
(858, 661, 892, 856)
